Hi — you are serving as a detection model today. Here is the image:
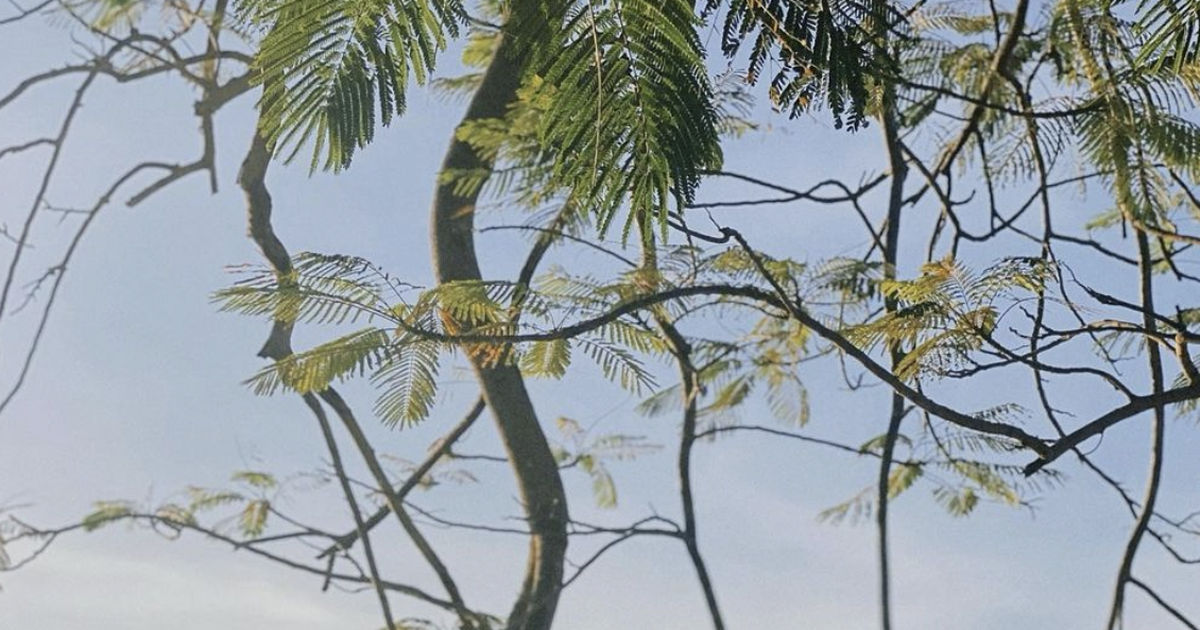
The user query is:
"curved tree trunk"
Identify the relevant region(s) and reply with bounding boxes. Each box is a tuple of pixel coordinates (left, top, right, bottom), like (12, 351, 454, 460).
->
(429, 33, 569, 630)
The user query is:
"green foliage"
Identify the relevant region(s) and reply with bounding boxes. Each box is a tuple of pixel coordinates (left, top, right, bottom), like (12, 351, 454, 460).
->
(1045, 0, 1200, 233)
(218, 253, 688, 426)
(445, 72, 562, 205)
(81, 501, 136, 531)
(426, 280, 515, 329)
(47, 2, 1200, 618)
(247, 328, 392, 395)
(848, 257, 1054, 381)
(242, 0, 464, 170)
(859, 432, 911, 455)
(576, 336, 655, 393)
(554, 417, 660, 509)
(381, 453, 477, 488)
(231, 470, 278, 489)
(681, 322, 807, 429)
(153, 504, 198, 528)
(932, 486, 978, 516)
(99, 469, 321, 544)
(1074, 93, 1200, 224)
(820, 419, 1061, 525)
(899, 1, 1066, 177)
(888, 461, 924, 498)
(520, 338, 572, 379)
(372, 338, 442, 427)
(707, 0, 899, 128)
(227, 0, 921, 240)
(625, 249, 881, 432)
(248, 0, 730, 237)
(520, 0, 724, 241)
(238, 500, 271, 538)
(216, 253, 401, 326)
(216, 254, 444, 426)
(1135, 0, 1200, 72)
(747, 317, 812, 425)
(817, 462, 923, 525)
(187, 487, 246, 512)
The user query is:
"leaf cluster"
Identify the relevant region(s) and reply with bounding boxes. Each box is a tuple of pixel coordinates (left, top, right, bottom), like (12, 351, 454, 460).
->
(707, 0, 901, 128)
(848, 257, 1054, 381)
(242, 0, 464, 170)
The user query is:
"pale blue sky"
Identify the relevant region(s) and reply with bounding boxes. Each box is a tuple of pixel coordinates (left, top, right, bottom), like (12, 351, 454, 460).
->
(1, 7, 1198, 630)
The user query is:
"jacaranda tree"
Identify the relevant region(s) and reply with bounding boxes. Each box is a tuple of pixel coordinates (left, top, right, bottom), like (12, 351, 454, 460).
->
(4, 0, 1200, 628)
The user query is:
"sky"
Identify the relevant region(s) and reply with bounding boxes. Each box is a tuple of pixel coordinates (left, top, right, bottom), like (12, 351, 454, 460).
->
(1, 6, 1199, 630)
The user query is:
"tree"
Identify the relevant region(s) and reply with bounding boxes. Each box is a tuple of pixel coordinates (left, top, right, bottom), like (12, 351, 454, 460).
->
(3, 0, 1200, 629)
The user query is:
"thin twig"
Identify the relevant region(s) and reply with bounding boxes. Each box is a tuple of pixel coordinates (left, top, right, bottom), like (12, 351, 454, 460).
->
(306, 393, 395, 630)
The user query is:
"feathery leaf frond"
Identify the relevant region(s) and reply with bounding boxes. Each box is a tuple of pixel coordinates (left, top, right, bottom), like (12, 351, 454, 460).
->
(708, 0, 900, 128)
(524, 0, 724, 241)
(244, 0, 464, 170)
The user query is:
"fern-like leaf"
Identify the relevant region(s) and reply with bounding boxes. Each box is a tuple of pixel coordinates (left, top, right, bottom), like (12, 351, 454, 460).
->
(709, 0, 898, 128)
(528, 0, 723, 241)
(520, 338, 573, 379)
(244, 0, 464, 170)
(81, 501, 136, 531)
(244, 327, 392, 395)
(238, 499, 271, 538)
(372, 339, 441, 427)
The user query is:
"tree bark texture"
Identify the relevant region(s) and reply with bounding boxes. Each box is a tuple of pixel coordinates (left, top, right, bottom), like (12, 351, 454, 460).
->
(429, 32, 570, 630)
